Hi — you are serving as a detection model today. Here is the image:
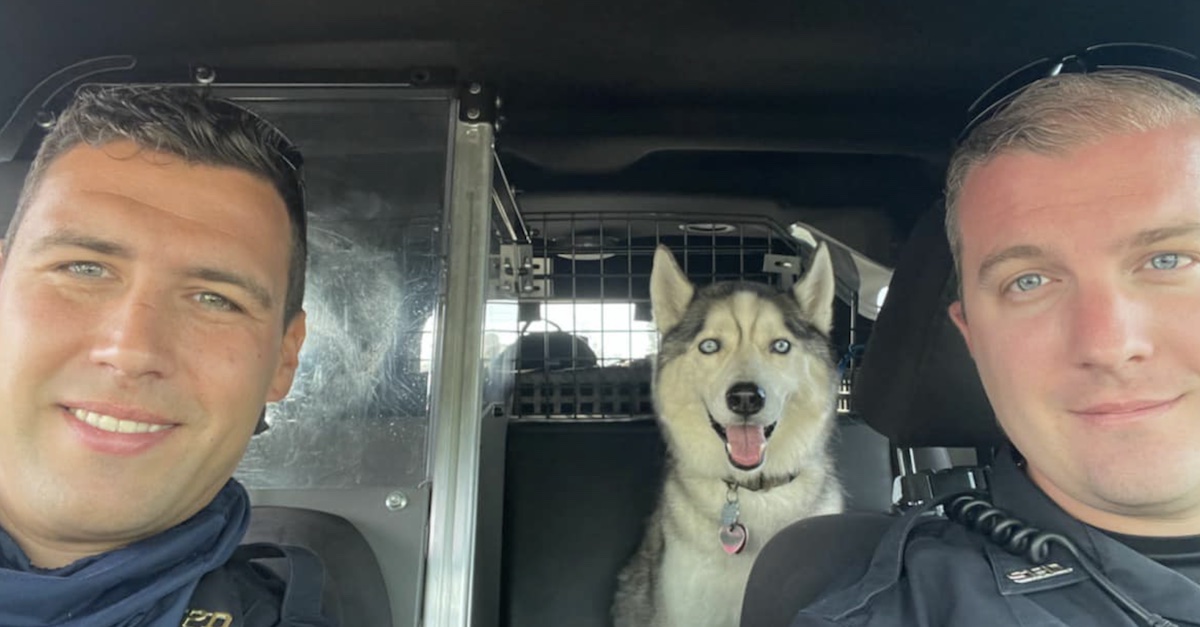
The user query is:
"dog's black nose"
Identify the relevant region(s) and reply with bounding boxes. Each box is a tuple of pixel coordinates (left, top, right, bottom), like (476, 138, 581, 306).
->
(726, 382, 766, 416)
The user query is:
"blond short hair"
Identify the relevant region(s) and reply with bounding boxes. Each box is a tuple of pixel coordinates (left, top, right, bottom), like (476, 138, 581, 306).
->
(945, 70, 1200, 278)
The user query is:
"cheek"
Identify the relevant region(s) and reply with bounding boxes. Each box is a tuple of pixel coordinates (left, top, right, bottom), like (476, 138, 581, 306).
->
(970, 309, 1054, 376)
(178, 324, 280, 405)
(657, 354, 715, 399)
(10, 281, 87, 323)
(1157, 304, 1200, 353)
(689, 354, 737, 391)
(966, 315, 1061, 428)
(773, 353, 809, 380)
(0, 286, 88, 364)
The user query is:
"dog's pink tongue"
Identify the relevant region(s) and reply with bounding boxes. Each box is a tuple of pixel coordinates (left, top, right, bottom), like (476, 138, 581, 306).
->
(725, 425, 766, 467)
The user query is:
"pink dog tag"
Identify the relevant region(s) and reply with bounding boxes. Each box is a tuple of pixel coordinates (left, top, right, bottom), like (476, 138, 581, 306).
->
(719, 523, 748, 555)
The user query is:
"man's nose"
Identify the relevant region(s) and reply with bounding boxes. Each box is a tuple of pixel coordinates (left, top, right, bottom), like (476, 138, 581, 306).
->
(89, 292, 175, 379)
(1068, 285, 1153, 371)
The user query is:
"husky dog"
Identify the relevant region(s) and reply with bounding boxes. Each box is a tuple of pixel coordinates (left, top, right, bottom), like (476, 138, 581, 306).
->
(613, 244, 844, 627)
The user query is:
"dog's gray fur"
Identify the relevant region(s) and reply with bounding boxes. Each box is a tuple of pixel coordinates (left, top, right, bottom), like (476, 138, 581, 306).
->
(612, 244, 844, 627)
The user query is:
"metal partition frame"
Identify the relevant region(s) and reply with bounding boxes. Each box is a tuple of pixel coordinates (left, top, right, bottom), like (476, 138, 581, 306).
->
(423, 118, 495, 627)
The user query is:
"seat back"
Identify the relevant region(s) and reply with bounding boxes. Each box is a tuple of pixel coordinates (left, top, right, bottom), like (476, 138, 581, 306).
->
(245, 506, 393, 627)
(499, 414, 892, 627)
(833, 417, 892, 512)
(501, 420, 666, 627)
(741, 512, 894, 627)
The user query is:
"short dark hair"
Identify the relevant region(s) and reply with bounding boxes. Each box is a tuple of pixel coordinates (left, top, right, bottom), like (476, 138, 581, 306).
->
(7, 85, 307, 322)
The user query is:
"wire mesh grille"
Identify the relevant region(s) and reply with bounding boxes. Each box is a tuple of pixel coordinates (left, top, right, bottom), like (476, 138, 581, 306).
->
(488, 213, 811, 421)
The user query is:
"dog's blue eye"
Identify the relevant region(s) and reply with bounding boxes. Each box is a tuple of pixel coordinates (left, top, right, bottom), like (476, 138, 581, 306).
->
(771, 339, 791, 354)
(698, 339, 720, 354)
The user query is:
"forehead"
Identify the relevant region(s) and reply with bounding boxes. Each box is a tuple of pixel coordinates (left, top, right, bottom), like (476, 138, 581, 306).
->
(735, 291, 784, 324)
(697, 289, 804, 336)
(956, 122, 1200, 258)
(23, 141, 289, 243)
(14, 142, 292, 289)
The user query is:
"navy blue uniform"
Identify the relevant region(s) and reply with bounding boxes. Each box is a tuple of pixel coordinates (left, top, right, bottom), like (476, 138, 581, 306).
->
(185, 544, 335, 627)
(792, 449, 1200, 626)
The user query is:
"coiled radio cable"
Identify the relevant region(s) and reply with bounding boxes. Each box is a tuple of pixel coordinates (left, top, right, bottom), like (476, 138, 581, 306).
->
(942, 493, 1177, 627)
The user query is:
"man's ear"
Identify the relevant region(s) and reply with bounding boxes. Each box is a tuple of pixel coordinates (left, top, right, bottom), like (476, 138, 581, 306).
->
(948, 300, 973, 354)
(267, 311, 307, 402)
(650, 245, 694, 333)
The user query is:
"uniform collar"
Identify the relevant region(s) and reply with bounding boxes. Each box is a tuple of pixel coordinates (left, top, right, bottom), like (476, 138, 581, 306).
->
(985, 446, 1200, 622)
(804, 445, 1200, 624)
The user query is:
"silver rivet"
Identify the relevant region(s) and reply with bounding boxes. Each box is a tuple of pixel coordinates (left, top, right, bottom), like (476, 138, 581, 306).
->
(467, 108, 481, 120)
(194, 66, 216, 85)
(385, 491, 408, 511)
(495, 95, 503, 108)
(468, 83, 482, 94)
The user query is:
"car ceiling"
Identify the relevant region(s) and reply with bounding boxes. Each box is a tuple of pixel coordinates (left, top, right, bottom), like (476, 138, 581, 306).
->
(2, 0, 1199, 256)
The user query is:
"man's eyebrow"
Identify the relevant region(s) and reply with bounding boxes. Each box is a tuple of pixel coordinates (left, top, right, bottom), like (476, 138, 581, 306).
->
(25, 229, 275, 311)
(185, 267, 274, 311)
(976, 244, 1045, 285)
(29, 230, 132, 258)
(1123, 223, 1200, 249)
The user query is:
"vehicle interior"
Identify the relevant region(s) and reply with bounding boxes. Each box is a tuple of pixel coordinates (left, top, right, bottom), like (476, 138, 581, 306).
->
(1, 2, 1197, 626)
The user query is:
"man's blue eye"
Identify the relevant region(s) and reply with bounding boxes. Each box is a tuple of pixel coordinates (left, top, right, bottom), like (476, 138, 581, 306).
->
(1011, 273, 1045, 292)
(196, 292, 240, 312)
(1148, 253, 1180, 270)
(65, 261, 105, 277)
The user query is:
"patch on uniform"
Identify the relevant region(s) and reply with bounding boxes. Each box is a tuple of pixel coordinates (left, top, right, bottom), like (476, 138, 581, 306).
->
(181, 609, 234, 627)
(1005, 562, 1074, 584)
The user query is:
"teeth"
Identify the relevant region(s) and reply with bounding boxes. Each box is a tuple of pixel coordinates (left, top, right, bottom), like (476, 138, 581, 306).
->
(70, 408, 170, 434)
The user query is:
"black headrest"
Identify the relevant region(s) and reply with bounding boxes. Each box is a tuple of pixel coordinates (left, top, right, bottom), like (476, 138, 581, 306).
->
(851, 206, 1006, 448)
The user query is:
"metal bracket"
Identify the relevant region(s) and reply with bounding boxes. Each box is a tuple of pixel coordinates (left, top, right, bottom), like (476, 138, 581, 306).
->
(762, 253, 803, 288)
(836, 365, 855, 416)
(895, 466, 989, 510)
(491, 244, 552, 297)
(459, 82, 499, 124)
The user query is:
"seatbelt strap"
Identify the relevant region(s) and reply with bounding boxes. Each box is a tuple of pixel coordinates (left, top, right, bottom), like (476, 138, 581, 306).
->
(234, 543, 331, 626)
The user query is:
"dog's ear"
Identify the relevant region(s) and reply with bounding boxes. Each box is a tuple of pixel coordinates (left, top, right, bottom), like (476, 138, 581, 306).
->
(651, 245, 694, 333)
(792, 242, 835, 334)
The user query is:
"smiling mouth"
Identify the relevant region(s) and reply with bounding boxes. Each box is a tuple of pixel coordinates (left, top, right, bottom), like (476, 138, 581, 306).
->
(1069, 395, 1183, 425)
(67, 407, 174, 434)
(709, 412, 776, 470)
(1072, 396, 1182, 416)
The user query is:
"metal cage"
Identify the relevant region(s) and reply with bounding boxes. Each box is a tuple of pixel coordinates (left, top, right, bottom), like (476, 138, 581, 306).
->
(488, 212, 824, 421)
